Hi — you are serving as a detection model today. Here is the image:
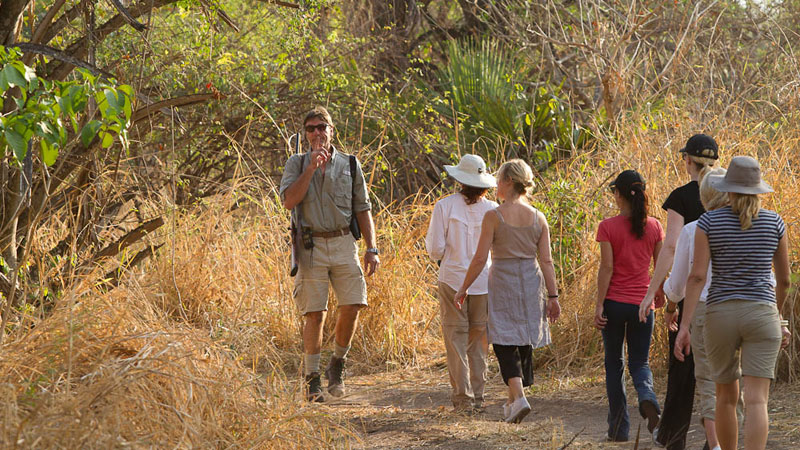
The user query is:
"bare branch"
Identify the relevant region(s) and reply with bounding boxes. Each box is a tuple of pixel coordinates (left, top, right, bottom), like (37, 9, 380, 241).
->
(88, 217, 165, 263)
(12, 43, 115, 79)
(132, 93, 216, 124)
(254, 0, 301, 8)
(106, 0, 148, 32)
(28, 0, 68, 46)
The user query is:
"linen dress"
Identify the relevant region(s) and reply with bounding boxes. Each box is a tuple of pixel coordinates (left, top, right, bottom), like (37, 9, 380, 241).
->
(487, 209, 551, 348)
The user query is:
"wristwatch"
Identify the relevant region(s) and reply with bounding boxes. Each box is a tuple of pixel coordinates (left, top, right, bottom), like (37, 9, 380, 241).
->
(665, 301, 678, 313)
(366, 248, 380, 255)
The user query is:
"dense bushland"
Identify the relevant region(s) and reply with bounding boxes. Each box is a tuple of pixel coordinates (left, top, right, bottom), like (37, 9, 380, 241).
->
(1, 0, 799, 446)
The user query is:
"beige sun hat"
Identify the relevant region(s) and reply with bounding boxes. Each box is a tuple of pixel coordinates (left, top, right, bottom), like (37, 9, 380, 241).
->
(444, 154, 497, 188)
(708, 155, 773, 195)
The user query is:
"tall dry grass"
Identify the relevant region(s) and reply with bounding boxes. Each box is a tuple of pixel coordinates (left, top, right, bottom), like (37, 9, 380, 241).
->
(0, 195, 358, 447)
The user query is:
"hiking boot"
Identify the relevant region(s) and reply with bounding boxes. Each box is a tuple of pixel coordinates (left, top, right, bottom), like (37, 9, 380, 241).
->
(640, 399, 660, 434)
(305, 372, 324, 402)
(324, 356, 346, 398)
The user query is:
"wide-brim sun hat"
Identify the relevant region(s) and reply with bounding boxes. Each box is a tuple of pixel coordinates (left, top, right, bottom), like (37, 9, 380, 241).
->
(444, 154, 497, 188)
(708, 155, 773, 194)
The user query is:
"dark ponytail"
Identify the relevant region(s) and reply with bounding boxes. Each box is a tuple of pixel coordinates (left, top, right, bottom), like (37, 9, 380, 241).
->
(626, 183, 649, 239)
(610, 170, 649, 239)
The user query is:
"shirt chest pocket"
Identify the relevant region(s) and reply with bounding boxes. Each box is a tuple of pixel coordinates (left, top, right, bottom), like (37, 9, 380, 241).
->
(333, 175, 352, 208)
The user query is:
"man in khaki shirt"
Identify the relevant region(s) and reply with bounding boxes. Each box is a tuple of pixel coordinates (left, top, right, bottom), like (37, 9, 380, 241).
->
(279, 106, 380, 402)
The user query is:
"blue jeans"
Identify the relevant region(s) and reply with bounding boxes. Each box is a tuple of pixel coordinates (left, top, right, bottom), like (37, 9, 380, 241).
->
(602, 299, 660, 441)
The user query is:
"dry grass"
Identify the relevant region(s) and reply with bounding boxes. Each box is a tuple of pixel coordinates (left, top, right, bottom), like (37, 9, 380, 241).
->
(0, 197, 355, 448)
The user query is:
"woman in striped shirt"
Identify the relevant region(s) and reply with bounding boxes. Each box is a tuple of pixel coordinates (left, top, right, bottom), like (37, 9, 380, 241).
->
(674, 156, 792, 450)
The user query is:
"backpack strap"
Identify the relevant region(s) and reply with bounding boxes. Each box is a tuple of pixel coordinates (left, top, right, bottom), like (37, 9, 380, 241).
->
(349, 155, 357, 201)
(348, 155, 362, 240)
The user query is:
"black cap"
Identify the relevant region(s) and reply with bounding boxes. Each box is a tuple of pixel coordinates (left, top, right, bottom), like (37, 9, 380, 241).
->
(610, 169, 646, 193)
(680, 134, 719, 159)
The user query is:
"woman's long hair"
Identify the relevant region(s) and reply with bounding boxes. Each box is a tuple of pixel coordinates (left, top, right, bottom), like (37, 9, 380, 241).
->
(699, 168, 730, 211)
(497, 159, 535, 196)
(689, 154, 716, 181)
(613, 170, 649, 239)
(624, 183, 649, 239)
(730, 193, 760, 230)
(460, 184, 488, 205)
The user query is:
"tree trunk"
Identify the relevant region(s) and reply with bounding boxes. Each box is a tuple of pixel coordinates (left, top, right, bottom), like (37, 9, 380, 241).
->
(0, 0, 30, 45)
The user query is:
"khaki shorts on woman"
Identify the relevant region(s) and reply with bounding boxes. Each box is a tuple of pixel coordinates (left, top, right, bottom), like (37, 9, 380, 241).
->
(704, 299, 782, 383)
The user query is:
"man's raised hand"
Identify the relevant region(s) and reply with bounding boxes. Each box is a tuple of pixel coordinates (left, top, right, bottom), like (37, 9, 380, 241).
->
(309, 147, 330, 170)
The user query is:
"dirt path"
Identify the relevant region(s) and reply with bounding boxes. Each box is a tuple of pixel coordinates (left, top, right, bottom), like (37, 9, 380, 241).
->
(320, 363, 800, 449)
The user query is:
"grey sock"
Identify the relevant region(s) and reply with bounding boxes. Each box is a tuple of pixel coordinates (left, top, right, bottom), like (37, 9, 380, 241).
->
(333, 343, 350, 359)
(304, 353, 321, 375)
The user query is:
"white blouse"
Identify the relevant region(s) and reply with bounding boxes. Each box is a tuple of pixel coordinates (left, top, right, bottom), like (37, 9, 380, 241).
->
(425, 194, 498, 295)
(664, 221, 711, 303)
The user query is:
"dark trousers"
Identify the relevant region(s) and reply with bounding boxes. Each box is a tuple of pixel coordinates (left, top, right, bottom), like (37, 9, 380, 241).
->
(492, 344, 534, 386)
(657, 300, 696, 450)
(602, 300, 660, 441)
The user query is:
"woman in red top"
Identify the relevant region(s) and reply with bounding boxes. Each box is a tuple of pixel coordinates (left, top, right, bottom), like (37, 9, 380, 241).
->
(594, 170, 664, 441)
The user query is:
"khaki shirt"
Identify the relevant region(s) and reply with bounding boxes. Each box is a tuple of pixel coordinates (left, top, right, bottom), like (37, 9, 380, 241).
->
(279, 147, 371, 232)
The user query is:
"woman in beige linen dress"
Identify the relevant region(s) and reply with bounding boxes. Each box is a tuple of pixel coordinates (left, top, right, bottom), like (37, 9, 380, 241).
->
(455, 159, 560, 424)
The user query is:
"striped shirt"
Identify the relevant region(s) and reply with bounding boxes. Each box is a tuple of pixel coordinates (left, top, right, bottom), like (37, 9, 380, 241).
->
(697, 206, 785, 305)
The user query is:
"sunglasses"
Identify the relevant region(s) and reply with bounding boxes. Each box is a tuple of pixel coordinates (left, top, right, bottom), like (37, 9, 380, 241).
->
(305, 123, 329, 133)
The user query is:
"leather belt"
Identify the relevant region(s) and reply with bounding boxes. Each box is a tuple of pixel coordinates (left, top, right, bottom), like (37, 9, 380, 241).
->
(311, 227, 350, 239)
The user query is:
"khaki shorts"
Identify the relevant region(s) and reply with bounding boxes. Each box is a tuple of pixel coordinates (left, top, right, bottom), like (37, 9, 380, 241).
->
(690, 301, 715, 421)
(704, 299, 781, 383)
(293, 233, 367, 315)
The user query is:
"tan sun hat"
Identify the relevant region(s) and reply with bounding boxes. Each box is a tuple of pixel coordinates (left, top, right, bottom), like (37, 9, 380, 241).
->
(708, 155, 773, 195)
(444, 154, 497, 188)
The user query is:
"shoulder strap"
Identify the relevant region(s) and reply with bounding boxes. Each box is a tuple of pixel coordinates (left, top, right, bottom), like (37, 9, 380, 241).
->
(349, 155, 357, 195)
(494, 208, 505, 223)
(348, 155, 363, 240)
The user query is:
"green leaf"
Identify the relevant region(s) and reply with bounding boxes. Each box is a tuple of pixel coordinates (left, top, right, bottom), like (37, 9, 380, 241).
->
(58, 93, 73, 117)
(95, 91, 110, 116)
(3, 65, 27, 90)
(4, 129, 27, 161)
(100, 131, 114, 148)
(68, 85, 87, 112)
(40, 139, 58, 166)
(104, 88, 121, 112)
(80, 120, 102, 147)
(119, 85, 134, 122)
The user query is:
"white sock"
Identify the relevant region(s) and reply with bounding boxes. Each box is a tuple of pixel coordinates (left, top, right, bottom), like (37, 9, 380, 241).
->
(334, 343, 350, 359)
(304, 353, 321, 375)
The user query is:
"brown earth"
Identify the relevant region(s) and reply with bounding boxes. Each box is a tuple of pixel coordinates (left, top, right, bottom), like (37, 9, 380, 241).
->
(310, 360, 800, 449)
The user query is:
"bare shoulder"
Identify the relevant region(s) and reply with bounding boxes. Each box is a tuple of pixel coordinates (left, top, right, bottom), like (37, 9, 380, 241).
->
(523, 203, 545, 226)
(536, 209, 549, 228)
(482, 208, 500, 224)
